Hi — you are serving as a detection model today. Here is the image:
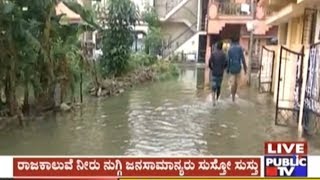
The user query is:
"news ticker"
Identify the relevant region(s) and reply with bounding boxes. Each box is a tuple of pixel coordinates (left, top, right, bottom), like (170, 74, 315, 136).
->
(0, 142, 316, 179)
(0, 177, 320, 180)
(0, 156, 319, 178)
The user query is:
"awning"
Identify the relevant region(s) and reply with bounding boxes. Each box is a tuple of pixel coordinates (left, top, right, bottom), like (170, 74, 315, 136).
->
(266, 3, 304, 25)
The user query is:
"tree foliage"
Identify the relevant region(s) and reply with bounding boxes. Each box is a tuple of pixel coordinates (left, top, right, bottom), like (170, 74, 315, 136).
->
(143, 7, 163, 57)
(99, 0, 139, 77)
(0, 0, 97, 116)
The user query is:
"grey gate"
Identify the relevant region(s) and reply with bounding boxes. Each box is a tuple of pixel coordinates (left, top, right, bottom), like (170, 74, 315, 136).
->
(275, 46, 304, 126)
(259, 46, 275, 93)
(303, 43, 320, 135)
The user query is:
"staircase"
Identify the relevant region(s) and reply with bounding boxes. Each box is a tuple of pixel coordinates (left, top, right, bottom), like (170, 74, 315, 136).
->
(162, 22, 197, 58)
(160, 0, 190, 21)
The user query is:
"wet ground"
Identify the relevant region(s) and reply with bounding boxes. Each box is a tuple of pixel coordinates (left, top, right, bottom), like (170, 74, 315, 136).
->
(0, 66, 319, 155)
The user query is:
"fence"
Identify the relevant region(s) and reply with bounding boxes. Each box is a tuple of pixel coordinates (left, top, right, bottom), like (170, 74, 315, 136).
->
(275, 46, 304, 127)
(258, 46, 275, 93)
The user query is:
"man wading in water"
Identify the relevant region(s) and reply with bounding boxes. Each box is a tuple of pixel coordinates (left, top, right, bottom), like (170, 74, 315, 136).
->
(227, 36, 247, 102)
(209, 41, 227, 106)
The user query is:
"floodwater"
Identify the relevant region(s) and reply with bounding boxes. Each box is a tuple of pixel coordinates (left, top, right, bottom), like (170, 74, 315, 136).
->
(0, 66, 319, 155)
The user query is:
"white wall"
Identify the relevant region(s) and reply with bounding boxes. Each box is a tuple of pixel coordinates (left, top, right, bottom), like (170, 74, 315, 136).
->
(175, 33, 200, 61)
(170, 0, 198, 25)
(161, 22, 188, 43)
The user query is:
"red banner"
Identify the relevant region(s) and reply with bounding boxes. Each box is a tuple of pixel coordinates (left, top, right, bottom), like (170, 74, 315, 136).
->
(14, 157, 260, 177)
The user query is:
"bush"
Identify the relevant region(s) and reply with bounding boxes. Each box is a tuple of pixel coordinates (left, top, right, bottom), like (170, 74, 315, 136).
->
(152, 61, 180, 81)
(169, 53, 182, 62)
(99, 0, 139, 77)
(129, 52, 157, 70)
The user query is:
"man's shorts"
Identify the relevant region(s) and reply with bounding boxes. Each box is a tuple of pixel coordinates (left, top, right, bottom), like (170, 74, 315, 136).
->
(212, 76, 223, 91)
(229, 73, 241, 86)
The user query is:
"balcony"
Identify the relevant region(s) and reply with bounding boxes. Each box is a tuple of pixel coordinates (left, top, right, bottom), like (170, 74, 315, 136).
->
(207, 0, 272, 34)
(265, 3, 304, 25)
(217, 2, 252, 16)
(262, 0, 297, 11)
(208, 1, 254, 20)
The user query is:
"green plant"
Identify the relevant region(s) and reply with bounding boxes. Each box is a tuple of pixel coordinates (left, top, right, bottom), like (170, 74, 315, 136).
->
(143, 7, 162, 57)
(99, 0, 139, 77)
(152, 61, 180, 81)
(129, 52, 156, 70)
(0, 0, 97, 115)
(170, 53, 181, 62)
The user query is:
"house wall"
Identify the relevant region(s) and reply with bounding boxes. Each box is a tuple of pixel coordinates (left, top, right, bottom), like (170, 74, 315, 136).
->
(170, 0, 198, 25)
(161, 22, 188, 45)
(280, 14, 315, 47)
(175, 33, 201, 61)
(155, 0, 167, 17)
(277, 23, 288, 45)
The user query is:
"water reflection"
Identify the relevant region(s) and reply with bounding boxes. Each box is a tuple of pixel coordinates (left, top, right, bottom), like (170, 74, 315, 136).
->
(0, 66, 319, 155)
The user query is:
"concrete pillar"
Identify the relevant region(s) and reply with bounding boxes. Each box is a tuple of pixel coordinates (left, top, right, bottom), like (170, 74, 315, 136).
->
(286, 20, 292, 46)
(197, 0, 202, 31)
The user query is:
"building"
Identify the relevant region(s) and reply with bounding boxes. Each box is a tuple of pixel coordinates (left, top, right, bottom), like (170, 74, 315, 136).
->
(258, 0, 320, 101)
(258, 0, 320, 133)
(56, 0, 98, 58)
(155, 0, 206, 62)
(155, 0, 277, 64)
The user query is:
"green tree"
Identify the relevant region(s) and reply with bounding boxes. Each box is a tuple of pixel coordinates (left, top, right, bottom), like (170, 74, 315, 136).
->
(0, 0, 98, 116)
(143, 7, 162, 57)
(99, 0, 139, 77)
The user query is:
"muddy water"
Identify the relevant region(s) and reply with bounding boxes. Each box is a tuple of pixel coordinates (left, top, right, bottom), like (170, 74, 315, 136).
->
(0, 66, 319, 155)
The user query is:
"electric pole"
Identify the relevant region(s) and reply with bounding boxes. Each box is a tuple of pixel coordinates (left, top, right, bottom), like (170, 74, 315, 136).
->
(248, 0, 255, 86)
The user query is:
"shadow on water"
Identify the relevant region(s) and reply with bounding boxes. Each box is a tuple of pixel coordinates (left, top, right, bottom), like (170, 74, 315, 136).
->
(0, 66, 319, 155)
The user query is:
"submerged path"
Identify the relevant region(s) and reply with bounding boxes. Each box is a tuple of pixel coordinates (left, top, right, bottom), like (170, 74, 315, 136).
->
(0, 66, 319, 155)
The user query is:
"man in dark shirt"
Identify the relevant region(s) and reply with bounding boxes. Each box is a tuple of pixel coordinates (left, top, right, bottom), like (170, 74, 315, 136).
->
(209, 41, 227, 106)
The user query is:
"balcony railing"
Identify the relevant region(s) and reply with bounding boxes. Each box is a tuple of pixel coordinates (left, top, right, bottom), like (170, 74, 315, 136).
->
(217, 2, 252, 16)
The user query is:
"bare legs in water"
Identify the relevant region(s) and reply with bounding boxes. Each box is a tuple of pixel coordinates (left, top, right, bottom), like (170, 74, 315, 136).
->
(230, 74, 240, 102)
(231, 80, 237, 102)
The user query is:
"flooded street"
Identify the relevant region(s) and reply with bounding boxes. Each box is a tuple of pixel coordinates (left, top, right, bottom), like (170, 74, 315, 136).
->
(0, 66, 319, 155)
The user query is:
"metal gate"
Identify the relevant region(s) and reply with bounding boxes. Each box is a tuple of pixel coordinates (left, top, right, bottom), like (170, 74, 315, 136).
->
(258, 46, 275, 93)
(303, 43, 320, 135)
(275, 46, 304, 126)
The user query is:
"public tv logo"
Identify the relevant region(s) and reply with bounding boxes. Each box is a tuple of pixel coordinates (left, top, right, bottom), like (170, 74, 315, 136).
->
(264, 142, 308, 177)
